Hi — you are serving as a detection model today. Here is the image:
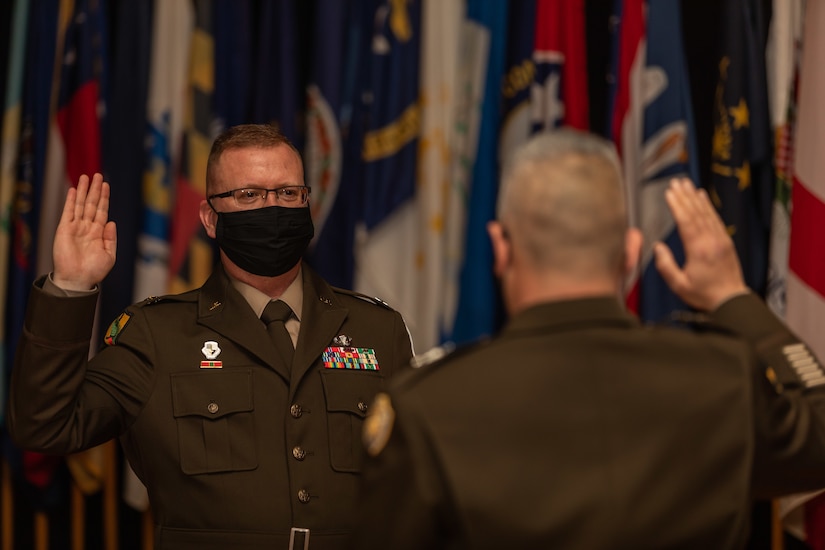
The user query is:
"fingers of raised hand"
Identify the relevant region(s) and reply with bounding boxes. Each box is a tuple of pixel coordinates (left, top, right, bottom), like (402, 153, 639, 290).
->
(70, 173, 108, 225)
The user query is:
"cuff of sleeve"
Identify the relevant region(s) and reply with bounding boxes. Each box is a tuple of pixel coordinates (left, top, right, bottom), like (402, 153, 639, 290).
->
(27, 274, 99, 342)
(44, 272, 99, 296)
(709, 292, 790, 343)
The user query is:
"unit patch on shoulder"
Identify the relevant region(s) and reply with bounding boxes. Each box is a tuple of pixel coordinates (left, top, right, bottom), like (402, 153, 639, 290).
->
(104, 311, 132, 346)
(363, 393, 396, 457)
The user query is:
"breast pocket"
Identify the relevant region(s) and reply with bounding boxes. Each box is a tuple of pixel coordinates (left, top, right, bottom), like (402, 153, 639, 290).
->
(171, 369, 257, 475)
(320, 370, 384, 473)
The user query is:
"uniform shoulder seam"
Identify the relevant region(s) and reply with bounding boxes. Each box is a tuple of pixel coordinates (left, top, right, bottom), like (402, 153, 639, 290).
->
(331, 287, 394, 310)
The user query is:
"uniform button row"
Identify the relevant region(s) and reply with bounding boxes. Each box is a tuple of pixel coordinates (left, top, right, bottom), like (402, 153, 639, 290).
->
(292, 446, 306, 460)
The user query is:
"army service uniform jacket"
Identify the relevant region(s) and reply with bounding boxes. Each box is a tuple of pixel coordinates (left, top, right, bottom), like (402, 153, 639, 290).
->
(9, 263, 413, 550)
(353, 293, 825, 550)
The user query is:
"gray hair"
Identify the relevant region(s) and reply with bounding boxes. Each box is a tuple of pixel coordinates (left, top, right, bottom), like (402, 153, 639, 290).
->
(497, 129, 628, 277)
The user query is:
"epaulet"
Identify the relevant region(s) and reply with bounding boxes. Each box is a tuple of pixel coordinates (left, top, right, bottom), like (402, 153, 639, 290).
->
(409, 338, 490, 371)
(655, 310, 738, 337)
(134, 290, 198, 308)
(104, 292, 193, 346)
(331, 287, 394, 310)
(135, 295, 169, 307)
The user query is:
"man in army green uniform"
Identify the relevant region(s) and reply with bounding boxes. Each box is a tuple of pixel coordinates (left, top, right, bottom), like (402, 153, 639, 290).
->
(354, 129, 825, 549)
(8, 124, 413, 549)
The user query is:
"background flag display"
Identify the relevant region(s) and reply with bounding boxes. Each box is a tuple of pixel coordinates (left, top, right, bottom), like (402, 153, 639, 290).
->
(2, 4, 824, 544)
(708, 0, 774, 298)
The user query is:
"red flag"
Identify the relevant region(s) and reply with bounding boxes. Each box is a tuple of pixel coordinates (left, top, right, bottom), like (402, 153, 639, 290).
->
(787, 2, 825, 544)
(608, 0, 645, 312)
(533, 0, 589, 130)
(29, 0, 107, 494)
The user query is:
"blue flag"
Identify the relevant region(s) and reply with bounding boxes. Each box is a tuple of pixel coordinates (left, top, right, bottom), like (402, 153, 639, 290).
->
(360, 0, 421, 230)
(215, 0, 253, 130)
(450, 0, 509, 344)
(4, 0, 69, 508)
(636, 0, 701, 323)
(708, 0, 773, 297)
(305, 0, 369, 288)
(100, 0, 153, 327)
(499, 0, 536, 163)
(251, 0, 306, 148)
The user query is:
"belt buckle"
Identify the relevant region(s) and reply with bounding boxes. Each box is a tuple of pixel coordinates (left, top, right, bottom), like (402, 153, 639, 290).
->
(289, 527, 310, 550)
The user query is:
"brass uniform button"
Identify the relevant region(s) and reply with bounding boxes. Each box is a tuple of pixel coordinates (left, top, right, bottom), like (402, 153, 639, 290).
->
(207, 402, 219, 414)
(297, 489, 311, 503)
(292, 446, 306, 461)
(357, 401, 368, 413)
(290, 404, 303, 418)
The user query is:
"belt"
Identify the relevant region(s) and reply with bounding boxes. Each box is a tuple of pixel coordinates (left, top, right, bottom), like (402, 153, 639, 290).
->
(157, 526, 349, 549)
(289, 527, 310, 550)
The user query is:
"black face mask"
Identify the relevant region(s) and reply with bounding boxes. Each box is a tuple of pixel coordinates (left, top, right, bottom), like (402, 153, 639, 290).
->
(215, 206, 315, 277)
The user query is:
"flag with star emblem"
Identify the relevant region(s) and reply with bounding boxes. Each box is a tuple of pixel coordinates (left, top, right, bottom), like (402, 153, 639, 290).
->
(708, 0, 773, 297)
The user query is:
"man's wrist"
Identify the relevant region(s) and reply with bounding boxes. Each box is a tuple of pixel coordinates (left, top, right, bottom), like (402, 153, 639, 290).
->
(46, 273, 98, 296)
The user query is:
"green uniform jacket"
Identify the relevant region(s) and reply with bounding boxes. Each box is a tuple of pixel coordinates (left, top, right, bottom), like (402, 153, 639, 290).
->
(353, 294, 825, 550)
(9, 264, 413, 550)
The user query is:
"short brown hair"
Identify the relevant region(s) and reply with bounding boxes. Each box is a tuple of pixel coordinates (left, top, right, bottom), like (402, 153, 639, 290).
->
(206, 124, 302, 191)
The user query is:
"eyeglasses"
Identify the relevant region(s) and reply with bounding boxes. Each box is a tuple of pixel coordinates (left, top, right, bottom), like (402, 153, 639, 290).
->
(208, 186, 311, 208)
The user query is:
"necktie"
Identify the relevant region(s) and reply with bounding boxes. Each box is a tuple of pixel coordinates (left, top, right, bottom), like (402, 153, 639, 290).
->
(261, 300, 294, 367)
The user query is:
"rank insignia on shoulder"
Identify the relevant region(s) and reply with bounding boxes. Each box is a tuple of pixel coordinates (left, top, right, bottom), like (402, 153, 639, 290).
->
(104, 311, 132, 346)
(783, 343, 825, 389)
(363, 393, 395, 457)
(411, 342, 457, 369)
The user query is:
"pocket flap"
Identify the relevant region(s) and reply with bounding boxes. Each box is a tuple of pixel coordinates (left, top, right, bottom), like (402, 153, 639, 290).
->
(171, 369, 254, 419)
(320, 370, 383, 417)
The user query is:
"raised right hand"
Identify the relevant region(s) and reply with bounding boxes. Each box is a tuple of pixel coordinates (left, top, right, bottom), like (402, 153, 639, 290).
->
(52, 173, 117, 291)
(654, 178, 749, 312)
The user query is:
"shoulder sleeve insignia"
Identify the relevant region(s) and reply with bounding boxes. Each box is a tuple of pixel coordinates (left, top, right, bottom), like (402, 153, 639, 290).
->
(362, 392, 396, 457)
(104, 311, 132, 346)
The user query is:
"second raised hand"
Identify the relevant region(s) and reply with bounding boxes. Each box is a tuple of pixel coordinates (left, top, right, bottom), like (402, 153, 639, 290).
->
(52, 173, 118, 291)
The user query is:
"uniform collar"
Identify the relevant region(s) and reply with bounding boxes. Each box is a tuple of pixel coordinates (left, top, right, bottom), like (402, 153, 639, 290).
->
(231, 267, 305, 322)
(503, 295, 639, 337)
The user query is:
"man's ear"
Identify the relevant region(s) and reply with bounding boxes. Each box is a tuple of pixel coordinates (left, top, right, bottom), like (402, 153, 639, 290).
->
(487, 220, 512, 279)
(200, 200, 218, 239)
(624, 227, 643, 278)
